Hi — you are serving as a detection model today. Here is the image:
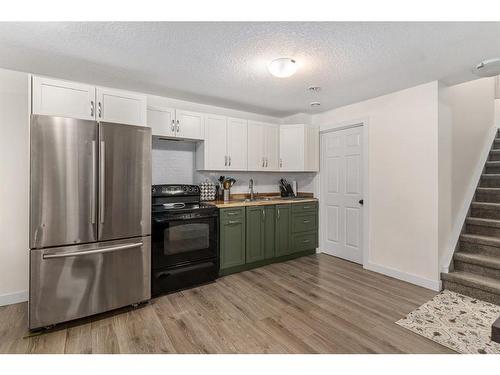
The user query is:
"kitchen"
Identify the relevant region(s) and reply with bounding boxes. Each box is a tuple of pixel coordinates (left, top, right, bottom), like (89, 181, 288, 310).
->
(2, 17, 500, 366)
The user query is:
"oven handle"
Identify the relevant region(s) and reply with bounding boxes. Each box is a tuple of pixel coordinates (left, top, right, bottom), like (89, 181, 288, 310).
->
(43, 242, 143, 259)
(152, 214, 219, 224)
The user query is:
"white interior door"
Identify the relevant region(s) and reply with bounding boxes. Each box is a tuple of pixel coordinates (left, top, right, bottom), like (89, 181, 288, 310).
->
(320, 126, 363, 264)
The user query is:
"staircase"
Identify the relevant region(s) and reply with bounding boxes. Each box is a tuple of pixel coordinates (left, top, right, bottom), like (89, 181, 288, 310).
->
(441, 130, 500, 305)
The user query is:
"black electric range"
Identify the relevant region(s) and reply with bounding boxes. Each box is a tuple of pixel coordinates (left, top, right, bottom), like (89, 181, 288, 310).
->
(151, 184, 218, 297)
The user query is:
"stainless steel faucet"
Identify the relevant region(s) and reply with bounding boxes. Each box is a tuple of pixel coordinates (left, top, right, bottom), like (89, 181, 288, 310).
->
(249, 178, 255, 200)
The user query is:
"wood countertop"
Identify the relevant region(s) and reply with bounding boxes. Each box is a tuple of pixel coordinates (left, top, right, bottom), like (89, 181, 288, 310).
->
(206, 197, 318, 208)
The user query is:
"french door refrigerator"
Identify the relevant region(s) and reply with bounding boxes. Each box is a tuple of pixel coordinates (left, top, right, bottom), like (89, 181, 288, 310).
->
(29, 114, 151, 330)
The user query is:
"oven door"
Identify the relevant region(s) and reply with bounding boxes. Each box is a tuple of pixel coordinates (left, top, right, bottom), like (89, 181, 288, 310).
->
(152, 214, 218, 269)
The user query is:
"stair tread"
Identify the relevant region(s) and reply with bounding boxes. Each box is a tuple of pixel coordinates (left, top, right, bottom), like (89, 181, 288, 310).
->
(460, 233, 500, 246)
(476, 187, 500, 191)
(441, 271, 500, 294)
(486, 161, 500, 165)
(490, 149, 500, 153)
(466, 217, 500, 228)
(481, 174, 500, 177)
(454, 252, 500, 270)
(471, 201, 500, 208)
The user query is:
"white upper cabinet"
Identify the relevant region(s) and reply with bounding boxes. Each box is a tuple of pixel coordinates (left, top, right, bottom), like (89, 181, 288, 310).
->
(247, 121, 279, 171)
(147, 105, 176, 137)
(280, 124, 319, 172)
(32, 76, 95, 121)
(32, 76, 147, 126)
(96, 87, 147, 126)
(196, 115, 248, 171)
(226, 117, 248, 170)
(175, 110, 204, 140)
(204, 113, 228, 170)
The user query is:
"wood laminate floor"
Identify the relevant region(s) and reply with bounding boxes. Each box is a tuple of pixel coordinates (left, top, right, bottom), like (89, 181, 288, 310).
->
(0, 254, 454, 354)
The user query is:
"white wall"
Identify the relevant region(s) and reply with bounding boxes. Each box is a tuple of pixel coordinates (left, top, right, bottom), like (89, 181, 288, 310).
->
(0, 68, 30, 305)
(438, 77, 496, 271)
(313, 82, 440, 290)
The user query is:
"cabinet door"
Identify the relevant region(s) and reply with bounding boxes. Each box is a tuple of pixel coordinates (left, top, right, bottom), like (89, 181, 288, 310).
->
(264, 124, 280, 171)
(96, 87, 147, 126)
(220, 214, 246, 270)
(147, 105, 176, 137)
(263, 206, 276, 259)
(205, 114, 228, 170)
(247, 121, 265, 171)
(227, 117, 248, 170)
(175, 109, 204, 140)
(280, 125, 305, 171)
(246, 207, 265, 263)
(32, 76, 95, 120)
(275, 205, 291, 257)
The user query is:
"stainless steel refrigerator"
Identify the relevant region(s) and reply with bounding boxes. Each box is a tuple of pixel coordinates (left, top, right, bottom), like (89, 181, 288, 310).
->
(29, 115, 151, 330)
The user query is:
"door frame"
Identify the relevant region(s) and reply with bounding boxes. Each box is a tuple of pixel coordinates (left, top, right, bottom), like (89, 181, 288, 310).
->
(317, 119, 369, 266)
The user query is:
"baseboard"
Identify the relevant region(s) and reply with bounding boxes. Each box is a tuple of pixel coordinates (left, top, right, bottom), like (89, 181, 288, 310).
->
(0, 290, 28, 306)
(440, 125, 498, 273)
(364, 261, 441, 291)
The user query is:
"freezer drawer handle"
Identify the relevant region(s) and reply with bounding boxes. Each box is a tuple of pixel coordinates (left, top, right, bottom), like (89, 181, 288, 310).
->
(42, 242, 143, 259)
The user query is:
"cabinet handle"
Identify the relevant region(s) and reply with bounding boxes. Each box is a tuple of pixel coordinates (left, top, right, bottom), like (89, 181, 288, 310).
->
(228, 156, 231, 166)
(265, 158, 268, 168)
(303, 206, 311, 209)
(227, 220, 240, 225)
(171, 119, 175, 132)
(227, 212, 238, 216)
(90, 100, 94, 117)
(262, 208, 266, 221)
(262, 157, 265, 167)
(280, 158, 282, 168)
(224, 155, 227, 166)
(277, 208, 280, 220)
(176, 119, 180, 132)
(98, 102, 102, 118)
(302, 239, 310, 243)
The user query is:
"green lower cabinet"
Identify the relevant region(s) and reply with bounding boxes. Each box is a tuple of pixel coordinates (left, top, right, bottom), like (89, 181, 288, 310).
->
(219, 208, 246, 270)
(246, 206, 265, 263)
(219, 202, 317, 276)
(263, 206, 276, 259)
(275, 205, 291, 257)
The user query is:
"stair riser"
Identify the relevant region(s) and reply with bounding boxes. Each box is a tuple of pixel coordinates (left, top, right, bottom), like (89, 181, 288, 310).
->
(485, 165, 500, 174)
(443, 280, 500, 305)
(489, 153, 500, 161)
(471, 206, 500, 220)
(475, 190, 500, 203)
(454, 261, 500, 279)
(480, 177, 500, 188)
(466, 223, 500, 237)
(459, 241, 500, 257)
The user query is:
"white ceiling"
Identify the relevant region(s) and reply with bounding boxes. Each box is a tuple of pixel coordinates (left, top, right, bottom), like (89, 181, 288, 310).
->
(0, 22, 499, 117)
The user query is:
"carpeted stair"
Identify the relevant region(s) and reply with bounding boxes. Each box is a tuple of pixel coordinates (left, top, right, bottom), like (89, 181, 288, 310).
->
(441, 130, 500, 305)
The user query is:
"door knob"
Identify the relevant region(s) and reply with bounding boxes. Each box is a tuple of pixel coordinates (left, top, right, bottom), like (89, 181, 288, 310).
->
(359, 199, 364, 205)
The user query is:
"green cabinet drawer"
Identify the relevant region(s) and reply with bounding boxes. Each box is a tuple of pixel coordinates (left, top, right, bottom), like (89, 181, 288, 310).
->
(291, 201, 318, 213)
(292, 213, 317, 233)
(220, 207, 244, 220)
(292, 232, 318, 253)
(219, 212, 246, 270)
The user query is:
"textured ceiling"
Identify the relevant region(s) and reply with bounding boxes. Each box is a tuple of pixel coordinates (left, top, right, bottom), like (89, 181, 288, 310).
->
(0, 22, 499, 117)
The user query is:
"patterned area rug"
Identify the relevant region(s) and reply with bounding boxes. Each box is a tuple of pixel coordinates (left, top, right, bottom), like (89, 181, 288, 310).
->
(396, 290, 500, 354)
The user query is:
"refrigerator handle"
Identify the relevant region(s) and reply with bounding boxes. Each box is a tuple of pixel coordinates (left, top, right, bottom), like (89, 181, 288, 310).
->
(99, 140, 105, 224)
(43, 242, 143, 259)
(91, 140, 96, 224)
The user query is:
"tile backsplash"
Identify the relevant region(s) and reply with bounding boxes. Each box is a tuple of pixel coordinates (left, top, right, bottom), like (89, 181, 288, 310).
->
(152, 138, 317, 194)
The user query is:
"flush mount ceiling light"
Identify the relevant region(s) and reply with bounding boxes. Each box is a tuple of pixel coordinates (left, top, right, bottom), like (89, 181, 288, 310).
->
(473, 58, 500, 77)
(268, 58, 297, 78)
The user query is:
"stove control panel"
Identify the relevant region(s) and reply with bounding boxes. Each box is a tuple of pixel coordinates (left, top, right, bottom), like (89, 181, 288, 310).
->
(152, 184, 200, 196)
